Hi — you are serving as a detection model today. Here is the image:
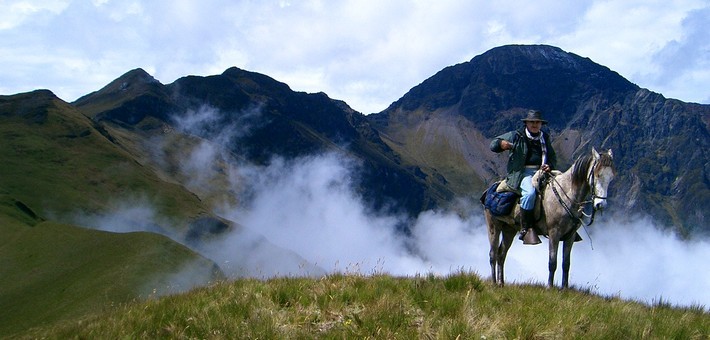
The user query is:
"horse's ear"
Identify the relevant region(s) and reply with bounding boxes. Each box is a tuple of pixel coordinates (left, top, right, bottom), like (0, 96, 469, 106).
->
(608, 149, 613, 158)
(592, 147, 600, 160)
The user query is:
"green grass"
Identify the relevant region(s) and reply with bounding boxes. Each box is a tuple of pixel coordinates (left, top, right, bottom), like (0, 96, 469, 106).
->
(17, 271, 709, 339)
(0, 215, 222, 337)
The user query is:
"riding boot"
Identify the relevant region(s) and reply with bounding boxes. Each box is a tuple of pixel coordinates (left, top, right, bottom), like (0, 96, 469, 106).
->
(518, 208, 529, 240)
(519, 209, 542, 245)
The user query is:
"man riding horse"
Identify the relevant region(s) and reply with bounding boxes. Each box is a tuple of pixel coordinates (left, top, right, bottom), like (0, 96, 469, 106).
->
(490, 109, 581, 244)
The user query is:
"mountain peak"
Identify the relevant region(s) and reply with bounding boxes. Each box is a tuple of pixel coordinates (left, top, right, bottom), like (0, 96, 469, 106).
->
(0, 89, 61, 123)
(220, 66, 293, 94)
(118, 68, 159, 84)
(486, 44, 571, 59)
(73, 68, 162, 106)
(99, 68, 161, 94)
(372, 44, 707, 234)
(475, 44, 591, 74)
(381, 44, 637, 128)
(72, 68, 169, 121)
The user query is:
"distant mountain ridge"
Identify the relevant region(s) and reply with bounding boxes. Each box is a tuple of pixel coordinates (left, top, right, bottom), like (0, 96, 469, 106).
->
(74, 67, 447, 219)
(6, 44, 709, 235)
(369, 45, 708, 234)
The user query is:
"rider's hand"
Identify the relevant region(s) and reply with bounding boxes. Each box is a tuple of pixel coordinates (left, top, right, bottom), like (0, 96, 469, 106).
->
(541, 164, 551, 172)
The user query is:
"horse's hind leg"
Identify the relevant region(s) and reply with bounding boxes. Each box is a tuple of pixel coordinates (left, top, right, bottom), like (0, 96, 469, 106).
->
(489, 242, 500, 285)
(485, 211, 501, 285)
(489, 241, 499, 285)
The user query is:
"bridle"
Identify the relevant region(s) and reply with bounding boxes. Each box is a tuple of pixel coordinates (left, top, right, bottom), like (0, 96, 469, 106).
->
(543, 157, 610, 246)
(546, 158, 608, 225)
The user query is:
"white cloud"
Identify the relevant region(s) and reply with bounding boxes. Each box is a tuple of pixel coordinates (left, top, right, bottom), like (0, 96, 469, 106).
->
(550, 0, 708, 101)
(647, 6, 710, 103)
(0, 0, 69, 29)
(0, 0, 707, 111)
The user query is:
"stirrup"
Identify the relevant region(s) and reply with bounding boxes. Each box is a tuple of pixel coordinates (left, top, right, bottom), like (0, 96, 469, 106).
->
(574, 232, 583, 242)
(523, 228, 542, 245)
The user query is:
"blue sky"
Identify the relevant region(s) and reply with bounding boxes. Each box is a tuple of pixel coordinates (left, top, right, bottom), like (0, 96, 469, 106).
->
(1, 0, 708, 113)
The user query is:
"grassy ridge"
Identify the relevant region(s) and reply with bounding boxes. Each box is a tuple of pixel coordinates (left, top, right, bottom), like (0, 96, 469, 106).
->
(0, 91, 207, 227)
(0, 91, 226, 336)
(19, 272, 708, 339)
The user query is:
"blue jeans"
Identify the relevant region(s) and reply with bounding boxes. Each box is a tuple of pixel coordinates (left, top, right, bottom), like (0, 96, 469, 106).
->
(520, 167, 538, 210)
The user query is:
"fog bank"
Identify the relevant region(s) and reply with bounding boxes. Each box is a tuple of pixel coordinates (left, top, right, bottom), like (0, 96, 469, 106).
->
(221, 152, 709, 310)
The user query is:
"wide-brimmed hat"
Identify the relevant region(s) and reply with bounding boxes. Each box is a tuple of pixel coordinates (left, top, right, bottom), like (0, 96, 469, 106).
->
(521, 110, 548, 124)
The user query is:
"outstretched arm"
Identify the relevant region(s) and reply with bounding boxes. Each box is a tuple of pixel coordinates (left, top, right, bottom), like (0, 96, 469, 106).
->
(490, 131, 516, 153)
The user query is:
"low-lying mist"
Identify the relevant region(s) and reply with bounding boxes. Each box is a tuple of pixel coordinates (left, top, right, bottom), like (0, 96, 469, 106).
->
(220, 151, 709, 310)
(74, 106, 709, 310)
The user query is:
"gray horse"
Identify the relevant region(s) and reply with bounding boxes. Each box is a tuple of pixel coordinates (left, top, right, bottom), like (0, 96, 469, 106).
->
(485, 147, 615, 288)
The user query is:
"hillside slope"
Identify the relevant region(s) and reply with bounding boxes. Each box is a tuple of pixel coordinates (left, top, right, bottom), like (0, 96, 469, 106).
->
(0, 91, 224, 335)
(0, 215, 220, 337)
(0, 90, 209, 223)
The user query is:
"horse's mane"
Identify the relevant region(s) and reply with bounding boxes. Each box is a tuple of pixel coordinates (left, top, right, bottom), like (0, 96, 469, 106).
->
(570, 151, 615, 188)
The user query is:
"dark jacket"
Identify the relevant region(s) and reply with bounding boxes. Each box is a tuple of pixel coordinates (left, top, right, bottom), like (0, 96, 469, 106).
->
(490, 127, 557, 193)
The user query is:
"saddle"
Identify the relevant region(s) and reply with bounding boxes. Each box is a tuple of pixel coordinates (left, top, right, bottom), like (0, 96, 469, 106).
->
(482, 169, 561, 219)
(484, 171, 554, 227)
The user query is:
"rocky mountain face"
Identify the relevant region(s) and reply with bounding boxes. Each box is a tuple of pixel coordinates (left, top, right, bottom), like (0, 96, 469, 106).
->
(74, 67, 444, 222)
(369, 44, 709, 235)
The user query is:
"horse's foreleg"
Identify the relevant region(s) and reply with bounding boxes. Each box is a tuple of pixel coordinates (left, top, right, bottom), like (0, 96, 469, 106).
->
(548, 237, 560, 287)
(561, 239, 574, 289)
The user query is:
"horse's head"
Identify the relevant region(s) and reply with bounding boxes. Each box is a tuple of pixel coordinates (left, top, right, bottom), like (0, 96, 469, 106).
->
(589, 147, 615, 210)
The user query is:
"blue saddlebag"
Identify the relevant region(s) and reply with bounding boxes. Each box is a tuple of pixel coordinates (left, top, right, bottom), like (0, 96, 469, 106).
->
(481, 182, 519, 216)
